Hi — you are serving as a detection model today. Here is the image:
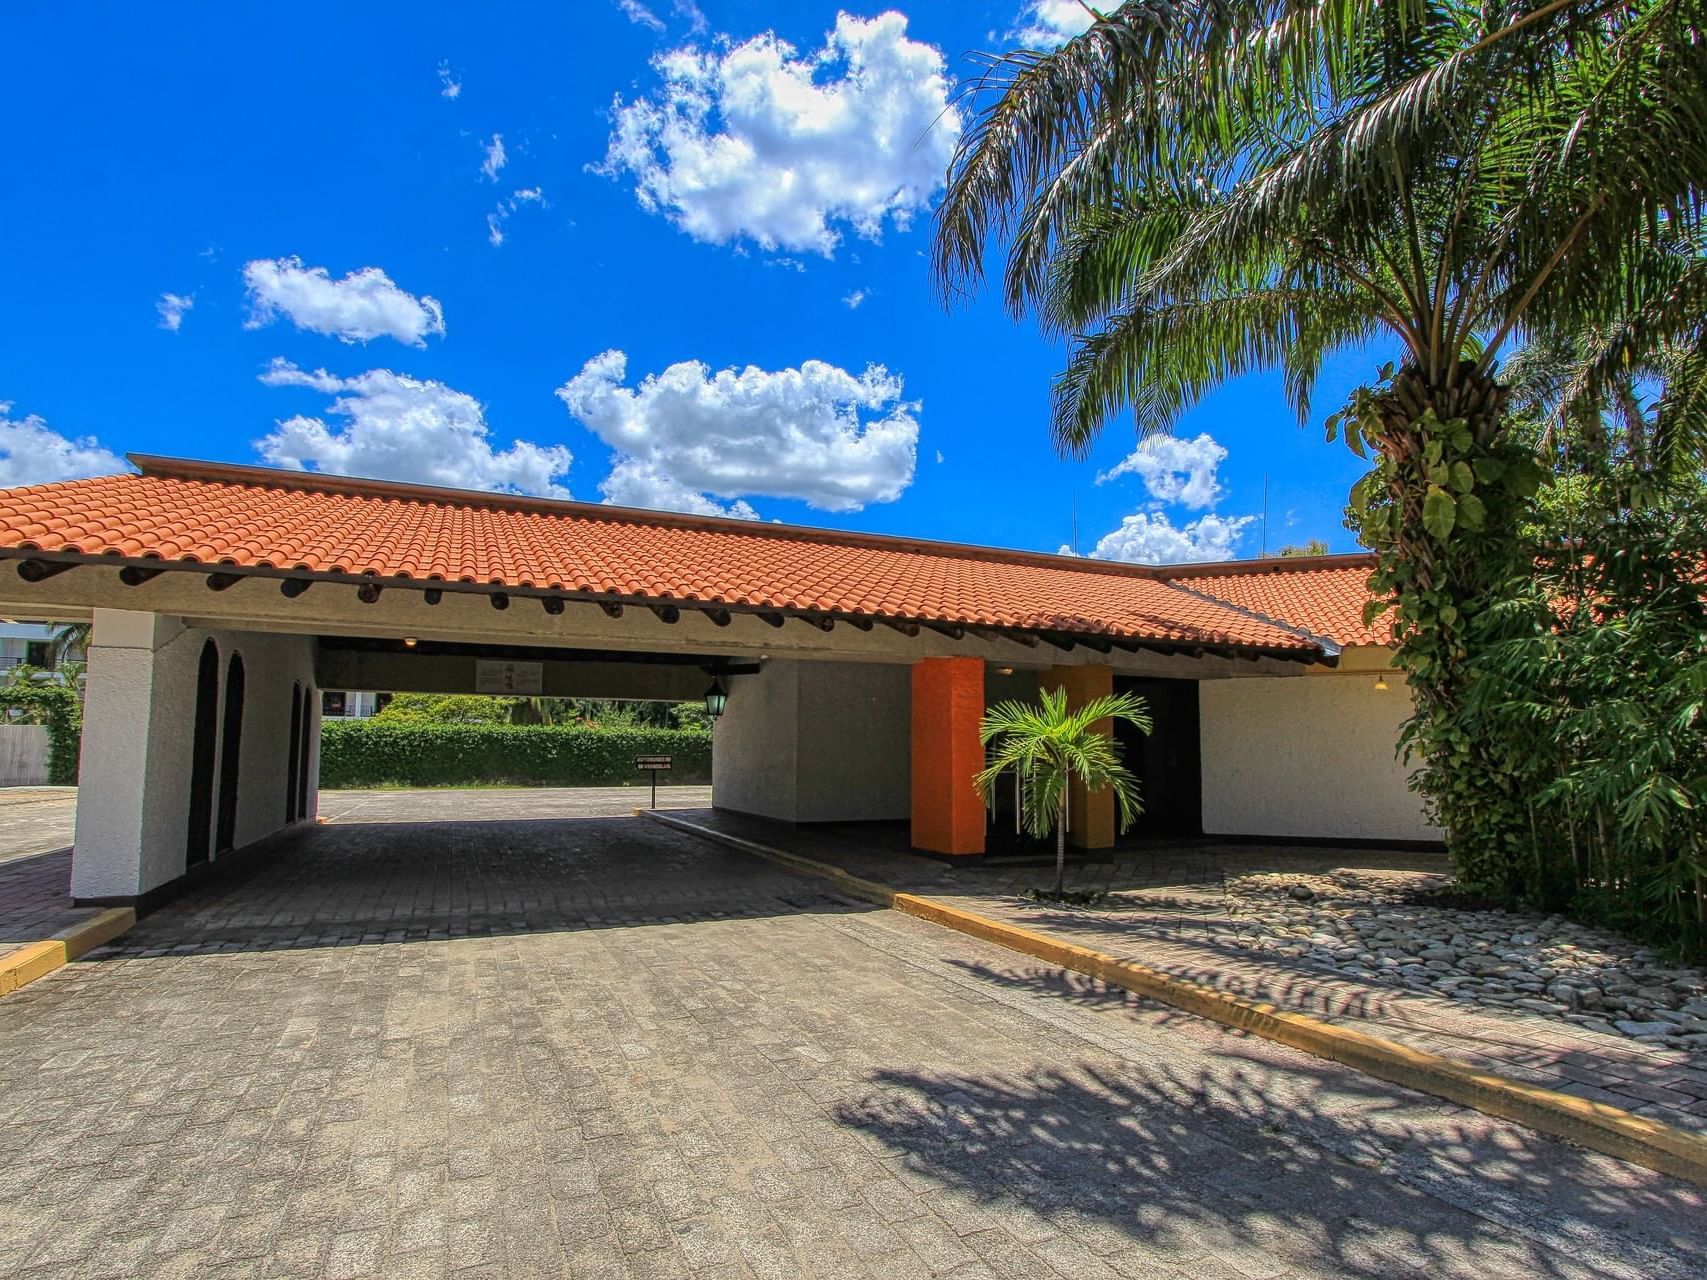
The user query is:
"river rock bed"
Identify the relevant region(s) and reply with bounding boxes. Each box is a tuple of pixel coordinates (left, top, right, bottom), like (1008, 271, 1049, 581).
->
(1214, 870, 1707, 1050)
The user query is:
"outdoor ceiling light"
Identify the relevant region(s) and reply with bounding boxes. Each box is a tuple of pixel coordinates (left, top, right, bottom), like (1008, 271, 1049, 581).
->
(1374, 674, 1390, 691)
(704, 677, 729, 718)
(403, 636, 418, 648)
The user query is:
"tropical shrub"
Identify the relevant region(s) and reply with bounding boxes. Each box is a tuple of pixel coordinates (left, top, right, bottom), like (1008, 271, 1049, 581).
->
(372, 693, 518, 724)
(0, 680, 82, 784)
(975, 688, 1151, 895)
(1463, 488, 1707, 958)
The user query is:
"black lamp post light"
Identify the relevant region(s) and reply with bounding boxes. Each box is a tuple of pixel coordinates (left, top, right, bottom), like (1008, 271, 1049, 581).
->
(703, 677, 729, 718)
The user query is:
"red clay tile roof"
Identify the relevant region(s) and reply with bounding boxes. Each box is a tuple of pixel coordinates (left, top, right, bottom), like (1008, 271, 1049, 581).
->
(1164, 559, 1390, 647)
(0, 458, 1344, 656)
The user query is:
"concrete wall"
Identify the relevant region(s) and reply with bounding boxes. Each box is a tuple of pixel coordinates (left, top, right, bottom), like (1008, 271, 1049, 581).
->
(711, 657, 801, 821)
(713, 659, 910, 823)
(0, 726, 50, 786)
(72, 611, 319, 901)
(1199, 657, 1439, 844)
(795, 661, 911, 822)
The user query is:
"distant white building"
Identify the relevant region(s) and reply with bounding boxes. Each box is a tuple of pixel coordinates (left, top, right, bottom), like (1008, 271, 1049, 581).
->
(0, 621, 76, 672)
(321, 690, 388, 719)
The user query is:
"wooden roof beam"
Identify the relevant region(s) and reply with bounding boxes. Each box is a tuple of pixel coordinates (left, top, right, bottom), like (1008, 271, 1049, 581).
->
(16, 559, 77, 583)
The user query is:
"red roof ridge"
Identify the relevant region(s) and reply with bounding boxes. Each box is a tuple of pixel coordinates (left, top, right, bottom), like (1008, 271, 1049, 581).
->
(1166, 580, 1345, 655)
(1155, 552, 1377, 579)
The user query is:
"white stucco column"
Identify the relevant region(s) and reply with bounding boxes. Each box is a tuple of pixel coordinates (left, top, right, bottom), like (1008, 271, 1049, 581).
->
(712, 658, 912, 824)
(70, 609, 190, 901)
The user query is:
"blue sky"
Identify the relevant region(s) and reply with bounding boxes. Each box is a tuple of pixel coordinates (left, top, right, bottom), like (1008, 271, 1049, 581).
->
(0, 1, 1391, 563)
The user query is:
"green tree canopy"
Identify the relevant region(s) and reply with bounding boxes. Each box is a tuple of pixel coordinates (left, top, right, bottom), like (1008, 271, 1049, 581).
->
(372, 694, 518, 725)
(934, 0, 1707, 895)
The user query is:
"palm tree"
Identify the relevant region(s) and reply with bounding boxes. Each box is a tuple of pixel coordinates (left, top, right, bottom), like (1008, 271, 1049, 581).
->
(933, 2, 1707, 895)
(1504, 302, 1707, 506)
(51, 622, 90, 664)
(975, 688, 1151, 896)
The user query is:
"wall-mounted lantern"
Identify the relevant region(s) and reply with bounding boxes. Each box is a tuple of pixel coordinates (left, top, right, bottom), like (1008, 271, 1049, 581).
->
(704, 677, 729, 718)
(1373, 674, 1389, 692)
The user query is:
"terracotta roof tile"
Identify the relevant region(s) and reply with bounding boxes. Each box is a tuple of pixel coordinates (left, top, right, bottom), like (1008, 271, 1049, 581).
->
(0, 461, 1349, 656)
(1164, 559, 1389, 647)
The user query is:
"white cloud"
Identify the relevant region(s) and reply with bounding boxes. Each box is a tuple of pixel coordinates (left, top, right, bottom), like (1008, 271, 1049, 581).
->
(602, 459, 759, 520)
(438, 60, 462, 99)
(557, 349, 918, 516)
(597, 12, 961, 255)
(1096, 432, 1228, 509)
(243, 257, 446, 347)
(617, 0, 664, 31)
(0, 404, 123, 488)
(1071, 512, 1254, 565)
(481, 133, 507, 182)
(672, 0, 708, 33)
(487, 187, 545, 247)
(1012, 0, 1098, 46)
(256, 360, 571, 497)
(842, 288, 867, 309)
(156, 292, 194, 332)
(1082, 429, 1252, 562)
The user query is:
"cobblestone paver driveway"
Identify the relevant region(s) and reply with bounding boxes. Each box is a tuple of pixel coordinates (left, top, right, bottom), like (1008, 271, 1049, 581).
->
(0, 807, 1702, 1278)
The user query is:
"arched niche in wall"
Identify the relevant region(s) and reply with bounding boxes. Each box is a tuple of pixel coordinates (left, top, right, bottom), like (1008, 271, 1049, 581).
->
(286, 680, 302, 825)
(186, 639, 220, 868)
(296, 686, 313, 821)
(214, 652, 246, 855)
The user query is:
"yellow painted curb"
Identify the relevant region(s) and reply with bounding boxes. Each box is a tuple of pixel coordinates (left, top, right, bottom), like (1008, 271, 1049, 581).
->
(646, 810, 1707, 1189)
(0, 907, 135, 998)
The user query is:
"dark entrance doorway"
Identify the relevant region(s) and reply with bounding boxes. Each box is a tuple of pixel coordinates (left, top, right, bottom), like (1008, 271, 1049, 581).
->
(186, 640, 220, 866)
(1116, 677, 1202, 838)
(215, 652, 246, 854)
(984, 765, 1050, 855)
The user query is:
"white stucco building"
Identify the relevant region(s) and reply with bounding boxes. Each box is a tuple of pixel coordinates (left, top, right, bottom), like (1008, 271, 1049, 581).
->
(0, 456, 1435, 907)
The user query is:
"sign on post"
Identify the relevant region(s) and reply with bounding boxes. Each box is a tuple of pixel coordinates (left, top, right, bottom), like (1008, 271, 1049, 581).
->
(635, 755, 672, 809)
(474, 659, 543, 695)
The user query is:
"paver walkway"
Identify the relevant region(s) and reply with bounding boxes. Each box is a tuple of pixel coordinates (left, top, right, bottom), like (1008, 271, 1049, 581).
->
(0, 848, 89, 965)
(665, 811, 1707, 1135)
(1, 808, 1702, 1277)
(0, 786, 711, 966)
(319, 785, 713, 825)
(0, 789, 89, 965)
(0, 787, 76, 864)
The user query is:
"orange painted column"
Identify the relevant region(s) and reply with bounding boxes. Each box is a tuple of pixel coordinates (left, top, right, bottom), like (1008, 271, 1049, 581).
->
(1044, 664, 1116, 850)
(910, 656, 987, 856)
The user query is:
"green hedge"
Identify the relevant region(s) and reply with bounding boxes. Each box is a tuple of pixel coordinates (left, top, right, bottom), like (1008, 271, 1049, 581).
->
(0, 683, 82, 784)
(319, 720, 712, 789)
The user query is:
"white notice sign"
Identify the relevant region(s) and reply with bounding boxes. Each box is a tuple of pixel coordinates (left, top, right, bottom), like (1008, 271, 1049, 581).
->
(475, 659, 543, 695)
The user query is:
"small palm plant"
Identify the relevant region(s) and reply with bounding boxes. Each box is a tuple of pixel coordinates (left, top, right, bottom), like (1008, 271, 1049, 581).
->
(975, 688, 1151, 897)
